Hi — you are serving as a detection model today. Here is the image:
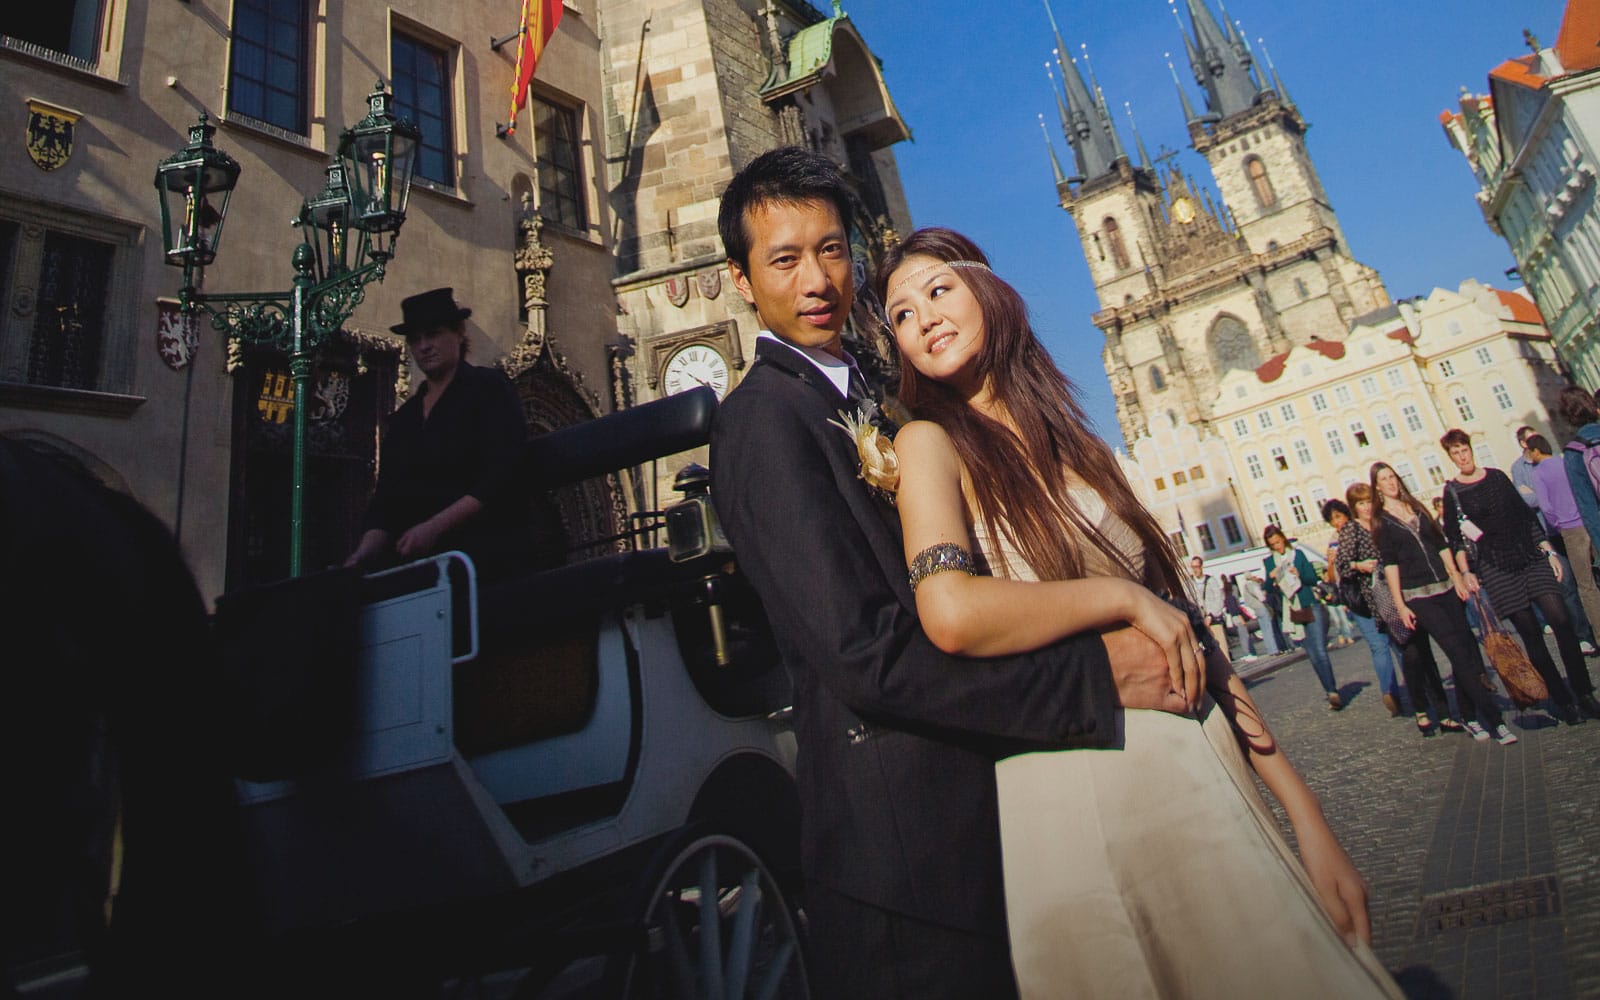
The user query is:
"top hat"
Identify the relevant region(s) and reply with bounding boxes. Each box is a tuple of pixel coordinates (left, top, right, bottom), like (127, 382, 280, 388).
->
(390, 287, 472, 336)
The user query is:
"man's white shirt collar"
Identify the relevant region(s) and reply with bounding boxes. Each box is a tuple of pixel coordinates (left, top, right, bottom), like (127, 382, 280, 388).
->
(758, 330, 857, 399)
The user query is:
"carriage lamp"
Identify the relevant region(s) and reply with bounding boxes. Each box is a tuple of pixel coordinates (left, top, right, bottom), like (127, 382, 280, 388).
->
(154, 113, 240, 274)
(154, 82, 419, 577)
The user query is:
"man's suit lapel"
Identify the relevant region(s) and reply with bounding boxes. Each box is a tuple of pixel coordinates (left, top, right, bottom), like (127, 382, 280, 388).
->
(751, 338, 851, 411)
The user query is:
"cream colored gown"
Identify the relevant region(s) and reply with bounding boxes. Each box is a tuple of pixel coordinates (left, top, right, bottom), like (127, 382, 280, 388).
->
(978, 487, 1403, 1000)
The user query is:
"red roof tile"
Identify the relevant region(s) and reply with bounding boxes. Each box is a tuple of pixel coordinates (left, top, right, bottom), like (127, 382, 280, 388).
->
(1256, 353, 1288, 383)
(1556, 0, 1600, 73)
(1490, 55, 1548, 91)
(1386, 326, 1416, 345)
(1306, 339, 1346, 360)
(1495, 288, 1546, 325)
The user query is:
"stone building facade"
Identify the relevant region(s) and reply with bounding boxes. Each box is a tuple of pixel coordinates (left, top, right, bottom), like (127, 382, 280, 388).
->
(2, 0, 626, 595)
(1441, 0, 1600, 388)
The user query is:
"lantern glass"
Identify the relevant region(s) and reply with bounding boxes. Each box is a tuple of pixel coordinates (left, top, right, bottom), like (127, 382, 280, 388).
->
(340, 82, 420, 258)
(153, 114, 240, 269)
(299, 161, 356, 279)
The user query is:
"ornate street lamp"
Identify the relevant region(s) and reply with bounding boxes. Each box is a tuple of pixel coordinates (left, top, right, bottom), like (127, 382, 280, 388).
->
(155, 81, 419, 576)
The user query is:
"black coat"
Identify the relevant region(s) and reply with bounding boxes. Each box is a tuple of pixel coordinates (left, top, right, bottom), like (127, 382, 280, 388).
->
(709, 337, 1117, 934)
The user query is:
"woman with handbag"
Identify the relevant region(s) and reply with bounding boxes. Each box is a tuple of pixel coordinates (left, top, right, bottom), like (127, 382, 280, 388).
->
(1324, 497, 1408, 718)
(1264, 525, 1344, 709)
(1372, 461, 1514, 743)
(1440, 429, 1593, 726)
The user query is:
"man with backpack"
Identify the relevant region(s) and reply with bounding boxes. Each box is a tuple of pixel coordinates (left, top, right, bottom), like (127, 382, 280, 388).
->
(1556, 385, 1600, 718)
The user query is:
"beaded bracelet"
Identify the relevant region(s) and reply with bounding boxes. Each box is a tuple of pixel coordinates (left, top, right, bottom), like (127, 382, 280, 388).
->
(908, 541, 976, 590)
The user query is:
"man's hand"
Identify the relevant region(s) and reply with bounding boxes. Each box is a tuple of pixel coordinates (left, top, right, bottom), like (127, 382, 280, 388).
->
(1103, 624, 1196, 715)
(396, 516, 448, 559)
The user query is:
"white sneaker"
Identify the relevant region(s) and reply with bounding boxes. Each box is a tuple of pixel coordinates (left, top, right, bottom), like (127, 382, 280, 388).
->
(1544, 624, 1554, 634)
(1495, 724, 1520, 745)
(1465, 721, 1491, 742)
(1583, 641, 1598, 656)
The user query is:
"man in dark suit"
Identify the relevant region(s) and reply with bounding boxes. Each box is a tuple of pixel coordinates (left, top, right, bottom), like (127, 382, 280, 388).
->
(709, 147, 1192, 996)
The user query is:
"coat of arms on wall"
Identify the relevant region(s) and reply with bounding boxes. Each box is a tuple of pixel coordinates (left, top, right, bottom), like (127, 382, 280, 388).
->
(156, 298, 199, 370)
(26, 99, 80, 172)
(663, 276, 691, 308)
(696, 269, 721, 300)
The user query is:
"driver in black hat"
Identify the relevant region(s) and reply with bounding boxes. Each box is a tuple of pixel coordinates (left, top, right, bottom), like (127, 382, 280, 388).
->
(344, 287, 529, 577)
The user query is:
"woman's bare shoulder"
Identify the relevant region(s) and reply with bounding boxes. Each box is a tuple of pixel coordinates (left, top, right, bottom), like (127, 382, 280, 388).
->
(893, 419, 957, 464)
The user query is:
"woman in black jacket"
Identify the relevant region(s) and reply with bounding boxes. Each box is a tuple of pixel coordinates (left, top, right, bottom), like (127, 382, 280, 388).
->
(1440, 429, 1596, 723)
(1372, 462, 1513, 744)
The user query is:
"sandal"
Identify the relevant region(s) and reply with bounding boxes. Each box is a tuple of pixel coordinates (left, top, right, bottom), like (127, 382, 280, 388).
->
(1416, 719, 1438, 738)
(1438, 718, 1465, 734)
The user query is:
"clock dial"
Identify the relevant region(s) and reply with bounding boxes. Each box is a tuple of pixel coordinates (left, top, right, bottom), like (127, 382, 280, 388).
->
(662, 344, 730, 399)
(1171, 197, 1196, 225)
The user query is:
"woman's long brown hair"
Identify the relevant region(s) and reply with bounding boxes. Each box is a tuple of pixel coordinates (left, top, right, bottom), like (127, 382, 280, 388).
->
(875, 227, 1185, 598)
(1368, 460, 1434, 546)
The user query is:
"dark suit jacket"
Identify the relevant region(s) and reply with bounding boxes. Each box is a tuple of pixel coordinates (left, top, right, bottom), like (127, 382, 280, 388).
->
(710, 338, 1119, 935)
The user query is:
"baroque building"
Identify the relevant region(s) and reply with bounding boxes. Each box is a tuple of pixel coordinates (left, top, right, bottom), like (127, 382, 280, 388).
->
(1441, 0, 1600, 388)
(1045, 0, 1387, 448)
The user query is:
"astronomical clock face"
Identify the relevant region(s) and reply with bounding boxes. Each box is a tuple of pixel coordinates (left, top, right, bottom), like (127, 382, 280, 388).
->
(662, 344, 730, 399)
(1171, 197, 1196, 225)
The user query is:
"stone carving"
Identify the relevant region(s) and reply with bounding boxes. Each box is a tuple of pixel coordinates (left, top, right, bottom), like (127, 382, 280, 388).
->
(664, 276, 690, 307)
(696, 269, 721, 300)
(504, 194, 557, 378)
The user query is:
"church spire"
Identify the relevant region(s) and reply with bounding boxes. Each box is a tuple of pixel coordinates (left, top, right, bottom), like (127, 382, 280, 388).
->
(1079, 43, 1128, 164)
(1124, 101, 1153, 169)
(1041, 0, 1122, 180)
(1176, 0, 1262, 118)
(1165, 53, 1200, 124)
(1039, 113, 1067, 186)
(1256, 35, 1294, 107)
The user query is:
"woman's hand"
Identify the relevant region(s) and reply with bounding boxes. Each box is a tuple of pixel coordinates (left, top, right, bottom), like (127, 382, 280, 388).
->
(1397, 601, 1417, 630)
(1294, 815, 1373, 946)
(1454, 572, 1480, 601)
(1119, 581, 1204, 712)
(396, 516, 448, 559)
(1548, 551, 1565, 583)
(1353, 558, 1378, 574)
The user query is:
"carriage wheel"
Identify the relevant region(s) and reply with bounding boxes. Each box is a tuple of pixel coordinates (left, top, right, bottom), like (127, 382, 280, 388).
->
(610, 831, 810, 999)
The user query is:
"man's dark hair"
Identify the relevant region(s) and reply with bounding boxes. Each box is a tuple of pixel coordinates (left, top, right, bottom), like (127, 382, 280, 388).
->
(1525, 433, 1552, 456)
(1321, 499, 1352, 524)
(717, 146, 855, 273)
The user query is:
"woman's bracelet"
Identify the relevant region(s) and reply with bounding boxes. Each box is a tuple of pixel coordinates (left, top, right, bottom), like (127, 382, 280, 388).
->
(908, 542, 976, 590)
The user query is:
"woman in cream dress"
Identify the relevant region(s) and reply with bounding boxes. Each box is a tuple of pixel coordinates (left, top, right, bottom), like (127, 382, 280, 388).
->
(876, 229, 1402, 1000)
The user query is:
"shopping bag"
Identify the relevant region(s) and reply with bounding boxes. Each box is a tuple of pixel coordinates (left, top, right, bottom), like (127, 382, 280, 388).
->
(1471, 590, 1549, 708)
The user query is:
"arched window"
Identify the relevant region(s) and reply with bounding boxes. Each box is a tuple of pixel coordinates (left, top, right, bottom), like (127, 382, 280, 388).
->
(1245, 156, 1276, 209)
(1207, 314, 1262, 374)
(1103, 217, 1130, 270)
(1149, 365, 1167, 392)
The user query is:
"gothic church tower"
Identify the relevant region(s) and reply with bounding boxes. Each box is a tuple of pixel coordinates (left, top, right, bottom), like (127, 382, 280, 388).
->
(1046, 0, 1388, 444)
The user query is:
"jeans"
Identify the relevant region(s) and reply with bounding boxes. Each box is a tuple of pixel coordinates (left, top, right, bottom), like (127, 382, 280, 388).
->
(1230, 616, 1255, 657)
(1241, 599, 1279, 654)
(1326, 604, 1356, 643)
(1352, 611, 1403, 703)
(1560, 526, 1600, 646)
(1296, 604, 1337, 694)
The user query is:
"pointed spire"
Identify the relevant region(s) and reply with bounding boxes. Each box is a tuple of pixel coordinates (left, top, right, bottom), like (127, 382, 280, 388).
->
(1168, 0, 1203, 88)
(1039, 113, 1067, 186)
(1179, 0, 1263, 117)
(1124, 101, 1152, 169)
(1257, 36, 1293, 106)
(1080, 42, 1128, 163)
(1166, 53, 1200, 123)
(1040, 0, 1122, 179)
(1045, 62, 1086, 180)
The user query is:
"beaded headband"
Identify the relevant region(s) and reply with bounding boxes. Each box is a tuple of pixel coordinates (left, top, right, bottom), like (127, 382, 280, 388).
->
(885, 259, 991, 300)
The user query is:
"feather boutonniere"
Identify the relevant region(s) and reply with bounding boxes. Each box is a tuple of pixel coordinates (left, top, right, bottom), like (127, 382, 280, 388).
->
(829, 406, 899, 504)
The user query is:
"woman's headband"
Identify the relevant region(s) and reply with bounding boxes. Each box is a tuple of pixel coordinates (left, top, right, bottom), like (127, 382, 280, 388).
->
(885, 259, 991, 300)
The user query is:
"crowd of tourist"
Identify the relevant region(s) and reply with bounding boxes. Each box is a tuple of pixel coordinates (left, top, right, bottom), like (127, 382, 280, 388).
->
(1189, 384, 1600, 741)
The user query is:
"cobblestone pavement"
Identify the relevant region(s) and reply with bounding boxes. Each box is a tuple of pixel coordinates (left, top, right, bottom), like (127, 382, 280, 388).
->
(1241, 637, 1600, 999)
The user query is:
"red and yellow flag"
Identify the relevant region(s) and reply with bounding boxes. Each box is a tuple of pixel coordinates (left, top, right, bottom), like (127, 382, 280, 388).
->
(506, 0, 564, 136)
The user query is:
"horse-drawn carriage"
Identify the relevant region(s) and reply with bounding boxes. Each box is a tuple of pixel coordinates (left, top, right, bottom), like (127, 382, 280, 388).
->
(4, 386, 810, 999)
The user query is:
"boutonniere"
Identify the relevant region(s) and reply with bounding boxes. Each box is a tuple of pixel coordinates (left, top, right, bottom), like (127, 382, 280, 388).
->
(829, 406, 899, 504)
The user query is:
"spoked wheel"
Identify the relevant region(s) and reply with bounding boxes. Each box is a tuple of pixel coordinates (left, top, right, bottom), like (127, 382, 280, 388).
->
(610, 831, 810, 999)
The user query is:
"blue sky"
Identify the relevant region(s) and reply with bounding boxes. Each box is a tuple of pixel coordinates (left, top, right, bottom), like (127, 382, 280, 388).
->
(845, 0, 1568, 447)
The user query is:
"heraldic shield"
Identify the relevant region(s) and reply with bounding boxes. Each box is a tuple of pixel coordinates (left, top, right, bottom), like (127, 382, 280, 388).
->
(27, 100, 80, 172)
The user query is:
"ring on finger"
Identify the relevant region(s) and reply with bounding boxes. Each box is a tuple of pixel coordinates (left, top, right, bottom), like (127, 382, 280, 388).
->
(1193, 641, 1204, 656)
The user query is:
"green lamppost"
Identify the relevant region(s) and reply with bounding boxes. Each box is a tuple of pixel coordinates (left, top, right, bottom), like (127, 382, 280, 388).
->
(155, 82, 420, 577)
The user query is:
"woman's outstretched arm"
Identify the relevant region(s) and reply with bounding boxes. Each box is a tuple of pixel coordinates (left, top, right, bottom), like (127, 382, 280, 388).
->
(1204, 650, 1372, 944)
(896, 420, 1203, 707)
